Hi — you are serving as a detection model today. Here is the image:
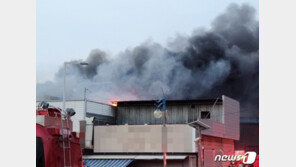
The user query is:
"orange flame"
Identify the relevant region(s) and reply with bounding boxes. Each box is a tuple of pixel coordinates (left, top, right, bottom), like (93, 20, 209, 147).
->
(110, 101, 118, 107)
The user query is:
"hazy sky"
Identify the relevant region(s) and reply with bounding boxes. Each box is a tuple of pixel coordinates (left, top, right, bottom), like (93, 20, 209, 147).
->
(37, 0, 258, 83)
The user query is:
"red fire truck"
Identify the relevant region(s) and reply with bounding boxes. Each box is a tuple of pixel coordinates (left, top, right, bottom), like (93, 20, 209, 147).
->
(36, 102, 83, 167)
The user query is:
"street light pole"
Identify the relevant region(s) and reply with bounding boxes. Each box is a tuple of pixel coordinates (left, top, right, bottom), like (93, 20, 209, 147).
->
(62, 62, 89, 113)
(61, 62, 88, 167)
(63, 63, 66, 114)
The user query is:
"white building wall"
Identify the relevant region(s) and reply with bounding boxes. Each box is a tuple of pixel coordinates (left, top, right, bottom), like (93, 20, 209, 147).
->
(87, 101, 115, 117)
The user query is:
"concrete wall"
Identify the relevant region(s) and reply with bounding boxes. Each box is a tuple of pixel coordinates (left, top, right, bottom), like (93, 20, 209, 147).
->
(94, 124, 195, 153)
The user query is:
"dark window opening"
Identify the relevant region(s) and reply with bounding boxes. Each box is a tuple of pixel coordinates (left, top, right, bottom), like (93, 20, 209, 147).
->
(201, 111, 211, 119)
(191, 104, 195, 109)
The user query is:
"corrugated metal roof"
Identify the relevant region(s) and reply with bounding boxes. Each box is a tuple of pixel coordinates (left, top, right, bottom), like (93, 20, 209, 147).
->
(83, 159, 133, 167)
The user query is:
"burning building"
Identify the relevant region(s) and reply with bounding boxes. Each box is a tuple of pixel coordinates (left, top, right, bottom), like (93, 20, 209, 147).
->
(82, 95, 239, 167)
(37, 3, 259, 120)
(36, 3, 259, 166)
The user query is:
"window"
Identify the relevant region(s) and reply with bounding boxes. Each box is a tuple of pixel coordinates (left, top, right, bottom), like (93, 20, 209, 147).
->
(191, 104, 195, 109)
(201, 111, 211, 119)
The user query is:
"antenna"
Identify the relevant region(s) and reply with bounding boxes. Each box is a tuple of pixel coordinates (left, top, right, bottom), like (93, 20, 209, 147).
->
(84, 88, 91, 120)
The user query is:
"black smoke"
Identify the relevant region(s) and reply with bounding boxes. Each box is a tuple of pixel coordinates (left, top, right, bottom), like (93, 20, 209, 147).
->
(37, 3, 259, 118)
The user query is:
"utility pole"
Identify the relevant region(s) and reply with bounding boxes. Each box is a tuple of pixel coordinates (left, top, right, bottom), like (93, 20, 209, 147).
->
(162, 112, 167, 167)
(155, 98, 167, 167)
(84, 88, 86, 119)
(84, 88, 91, 120)
(162, 99, 167, 167)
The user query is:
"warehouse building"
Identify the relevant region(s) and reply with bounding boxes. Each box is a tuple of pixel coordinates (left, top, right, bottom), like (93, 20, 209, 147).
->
(83, 95, 240, 167)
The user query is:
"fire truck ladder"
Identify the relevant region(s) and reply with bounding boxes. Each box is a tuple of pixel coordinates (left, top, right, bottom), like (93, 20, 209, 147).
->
(61, 114, 72, 167)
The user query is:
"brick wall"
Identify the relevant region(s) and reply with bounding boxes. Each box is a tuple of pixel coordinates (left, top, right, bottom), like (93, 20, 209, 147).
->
(200, 135, 235, 167)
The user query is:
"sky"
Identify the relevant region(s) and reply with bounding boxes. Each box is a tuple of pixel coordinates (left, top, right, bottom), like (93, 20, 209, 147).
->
(37, 0, 258, 83)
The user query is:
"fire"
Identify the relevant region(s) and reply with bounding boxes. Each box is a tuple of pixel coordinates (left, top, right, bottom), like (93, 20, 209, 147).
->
(110, 101, 118, 107)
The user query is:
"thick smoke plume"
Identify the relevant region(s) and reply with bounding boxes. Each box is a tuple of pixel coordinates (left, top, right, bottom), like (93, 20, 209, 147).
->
(37, 4, 259, 118)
